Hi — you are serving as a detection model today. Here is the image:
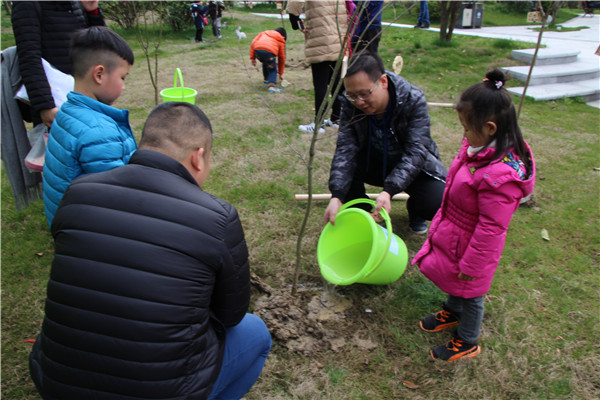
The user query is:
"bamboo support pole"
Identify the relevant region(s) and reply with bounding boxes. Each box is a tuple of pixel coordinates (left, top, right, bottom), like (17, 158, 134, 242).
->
(428, 102, 454, 107)
(294, 193, 409, 201)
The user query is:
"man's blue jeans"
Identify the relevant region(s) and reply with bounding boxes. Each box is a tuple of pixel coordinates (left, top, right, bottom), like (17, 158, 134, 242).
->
(207, 313, 272, 400)
(254, 49, 278, 85)
(418, 1, 430, 25)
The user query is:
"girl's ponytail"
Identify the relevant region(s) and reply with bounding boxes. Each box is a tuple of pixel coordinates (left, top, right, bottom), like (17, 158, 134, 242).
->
(483, 69, 506, 90)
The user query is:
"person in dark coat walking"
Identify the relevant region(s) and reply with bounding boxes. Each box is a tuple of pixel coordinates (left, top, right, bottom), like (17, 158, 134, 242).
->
(191, 1, 208, 43)
(29, 102, 272, 400)
(11, 0, 105, 127)
(350, 1, 383, 54)
(324, 51, 447, 234)
(208, 1, 225, 38)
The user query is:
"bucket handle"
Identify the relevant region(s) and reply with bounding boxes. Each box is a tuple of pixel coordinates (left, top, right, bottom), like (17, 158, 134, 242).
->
(337, 198, 393, 279)
(174, 68, 185, 97)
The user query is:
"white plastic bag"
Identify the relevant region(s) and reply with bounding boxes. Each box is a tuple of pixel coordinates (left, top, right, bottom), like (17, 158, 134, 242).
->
(24, 124, 49, 172)
(15, 58, 74, 109)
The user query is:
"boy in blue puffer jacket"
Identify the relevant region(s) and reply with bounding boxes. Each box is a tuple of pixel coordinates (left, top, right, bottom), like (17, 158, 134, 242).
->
(43, 26, 137, 227)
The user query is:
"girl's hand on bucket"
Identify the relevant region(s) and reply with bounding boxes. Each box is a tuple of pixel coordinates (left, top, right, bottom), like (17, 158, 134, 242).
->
(324, 198, 342, 225)
(458, 272, 475, 281)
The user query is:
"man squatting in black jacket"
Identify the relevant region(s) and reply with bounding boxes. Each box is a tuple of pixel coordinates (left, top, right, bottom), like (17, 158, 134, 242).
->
(29, 102, 271, 400)
(324, 51, 447, 234)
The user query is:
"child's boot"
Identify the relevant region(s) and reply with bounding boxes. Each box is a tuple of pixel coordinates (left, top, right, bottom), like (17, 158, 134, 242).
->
(419, 303, 459, 332)
(430, 336, 480, 362)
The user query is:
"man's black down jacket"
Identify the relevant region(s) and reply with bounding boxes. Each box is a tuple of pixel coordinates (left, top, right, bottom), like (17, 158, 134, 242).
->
(29, 149, 250, 400)
(329, 71, 447, 199)
(11, 1, 105, 113)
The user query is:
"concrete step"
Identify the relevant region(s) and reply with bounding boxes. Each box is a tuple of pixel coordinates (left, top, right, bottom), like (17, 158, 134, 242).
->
(511, 48, 580, 65)
(506, 78, 600, 101)
(586, 99, 600, 109)
(502, 62, 600, 85)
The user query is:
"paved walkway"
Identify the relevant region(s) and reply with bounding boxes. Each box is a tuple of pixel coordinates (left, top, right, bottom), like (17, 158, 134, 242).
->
(416, 14, 600, 108)
(416, 14, 599, 64)
(254, 12, 600, 106)
(254, 12, 599, 62)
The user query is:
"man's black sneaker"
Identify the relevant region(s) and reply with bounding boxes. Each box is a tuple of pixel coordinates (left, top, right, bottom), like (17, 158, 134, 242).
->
(419, 305, 459, 332)
(430, 337, 481, 362)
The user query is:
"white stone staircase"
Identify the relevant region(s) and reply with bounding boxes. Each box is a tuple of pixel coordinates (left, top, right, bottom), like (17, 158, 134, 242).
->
(503, 48, 600, 107)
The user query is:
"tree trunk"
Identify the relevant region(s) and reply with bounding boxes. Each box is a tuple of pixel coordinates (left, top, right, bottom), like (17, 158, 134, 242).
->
(438, 1, 462, 42)
(133, 1, 163, 105)
(3, 1, 12, 15)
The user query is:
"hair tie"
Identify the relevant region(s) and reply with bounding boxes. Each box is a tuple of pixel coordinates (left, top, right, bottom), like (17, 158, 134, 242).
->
(483, 78, 503, 89)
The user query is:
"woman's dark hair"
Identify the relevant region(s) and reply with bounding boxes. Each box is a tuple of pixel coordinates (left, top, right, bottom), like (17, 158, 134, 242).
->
(70, 26, 134, 78)
(345, 50, 385, 82)
(456, 69, 530, 174)
(275, 27, 287, 41)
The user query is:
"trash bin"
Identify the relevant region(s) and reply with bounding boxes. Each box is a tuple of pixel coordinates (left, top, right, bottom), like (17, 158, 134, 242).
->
(456, 2, 483, 29)
(472, 3, 484, 28)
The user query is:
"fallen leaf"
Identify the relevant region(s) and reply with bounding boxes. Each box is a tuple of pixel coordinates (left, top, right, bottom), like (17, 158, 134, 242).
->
(402, 380, 420, 390)
(541, 229, 550, 241)
(35, 249, 54, 257)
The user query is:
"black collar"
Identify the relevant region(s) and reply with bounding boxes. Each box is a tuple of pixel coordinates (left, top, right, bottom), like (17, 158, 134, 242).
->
(129, 149, 198, 186)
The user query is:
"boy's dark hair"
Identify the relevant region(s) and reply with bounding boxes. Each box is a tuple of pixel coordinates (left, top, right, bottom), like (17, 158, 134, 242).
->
(346, 50, 385, 82)
(456, 69, 531, 175)
(140, 102, 213, 162)
(70, 26, 134, 78)
(275, 27, 287, 41)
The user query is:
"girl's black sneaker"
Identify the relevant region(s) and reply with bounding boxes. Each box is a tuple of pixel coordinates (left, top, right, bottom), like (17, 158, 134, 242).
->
(430, 337, 481, 362)
(419, 304, 459, 332)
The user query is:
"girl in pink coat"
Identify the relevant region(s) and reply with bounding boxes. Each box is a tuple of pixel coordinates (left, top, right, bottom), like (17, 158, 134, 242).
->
(412, 69, 536, 362)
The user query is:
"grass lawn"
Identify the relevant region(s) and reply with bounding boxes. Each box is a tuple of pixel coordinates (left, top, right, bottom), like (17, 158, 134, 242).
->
(2, 3, 599, 400)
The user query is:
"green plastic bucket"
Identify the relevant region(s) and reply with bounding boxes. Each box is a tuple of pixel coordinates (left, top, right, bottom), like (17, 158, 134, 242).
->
(317, 199, 407, 285)
(160, 68, 197, 104)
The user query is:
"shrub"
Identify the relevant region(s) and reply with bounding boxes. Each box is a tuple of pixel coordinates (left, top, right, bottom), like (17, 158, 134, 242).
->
(101, 1, 144, 30)
(159, 1, 192, 32)
(495, 1, 535, 14)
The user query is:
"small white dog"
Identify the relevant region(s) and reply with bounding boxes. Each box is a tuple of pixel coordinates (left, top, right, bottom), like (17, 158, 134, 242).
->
(235, 26, 246, 40)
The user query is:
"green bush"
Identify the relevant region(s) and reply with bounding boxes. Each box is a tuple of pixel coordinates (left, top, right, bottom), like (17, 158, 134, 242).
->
(102, 1, 191, 32)
(101, 1, 144, 30)
(495, 1, 535, 14)
(160, 1, 192, 32)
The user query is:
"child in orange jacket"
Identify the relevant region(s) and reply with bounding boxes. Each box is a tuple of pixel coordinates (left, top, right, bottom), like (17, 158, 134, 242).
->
(250, 28, 286, 93)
